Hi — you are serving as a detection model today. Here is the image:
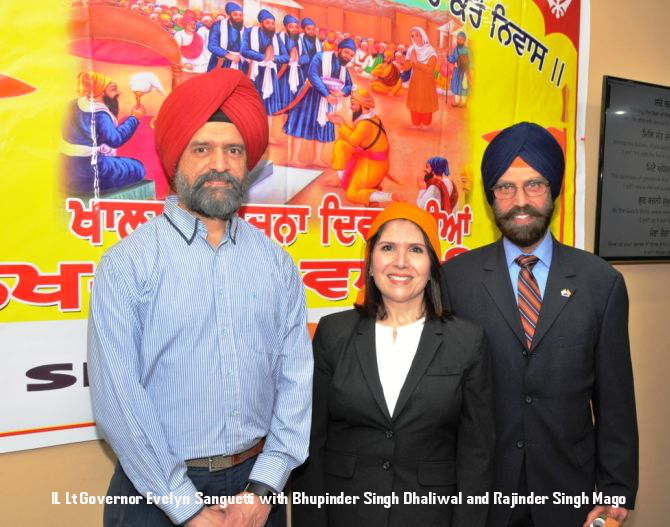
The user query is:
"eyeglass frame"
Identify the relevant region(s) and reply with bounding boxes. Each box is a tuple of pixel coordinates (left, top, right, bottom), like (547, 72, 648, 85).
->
(490, 179, 551, 200)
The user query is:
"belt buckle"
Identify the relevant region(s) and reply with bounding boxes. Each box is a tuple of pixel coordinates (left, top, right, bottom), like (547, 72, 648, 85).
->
(208, 455, 235, 472)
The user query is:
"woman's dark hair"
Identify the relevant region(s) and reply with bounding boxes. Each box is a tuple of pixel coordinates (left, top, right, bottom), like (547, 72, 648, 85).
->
(355, 220, 453, 321)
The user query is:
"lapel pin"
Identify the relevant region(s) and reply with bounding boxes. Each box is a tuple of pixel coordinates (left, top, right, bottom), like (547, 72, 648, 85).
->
(561, 288, 572, 298)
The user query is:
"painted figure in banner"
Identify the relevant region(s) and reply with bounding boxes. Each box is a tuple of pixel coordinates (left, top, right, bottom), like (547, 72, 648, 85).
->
(174, 15, 211, 74)
(323, 31, 336, 51)
(284, 38, 355, 167)
(298, 18, 322, 78)
(416, 156, 459, 213)
(371, 49, 404, 97)
(403, 27, 438, 129)
(207, 2, 249, 74)
(448, 31, 470, 108)
(327, 88, 399, 207)
(353, 40, 373, 78)
(442, 123, 638, 527)
(88, 69, 312, 527)
(241, 9, 289, 144)
(200, 15, 214, 31)
(292, 203, 494, 527)
(278, 15, 308, 109)
(61, 71, 145, 194)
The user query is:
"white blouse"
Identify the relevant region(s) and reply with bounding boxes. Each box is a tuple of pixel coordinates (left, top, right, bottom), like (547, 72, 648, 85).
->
(375, 318, 425, 416)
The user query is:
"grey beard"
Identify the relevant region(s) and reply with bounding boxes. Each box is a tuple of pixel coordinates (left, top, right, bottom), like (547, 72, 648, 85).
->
(174, 169, 248, 221)
(493, 201, 554, 249)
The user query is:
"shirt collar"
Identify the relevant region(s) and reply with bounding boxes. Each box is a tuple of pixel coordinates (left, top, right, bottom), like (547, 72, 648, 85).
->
(162, 195, 239, 246)
(503, 229, 553, 270)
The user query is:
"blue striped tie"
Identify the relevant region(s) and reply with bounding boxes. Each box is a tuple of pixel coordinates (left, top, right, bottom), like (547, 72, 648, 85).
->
(516, 254, 542, 350)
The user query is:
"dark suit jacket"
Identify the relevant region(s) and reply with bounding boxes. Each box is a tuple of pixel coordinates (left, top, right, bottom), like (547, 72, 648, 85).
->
(441, 237, 638, 527)
(292, 310, 495, 527)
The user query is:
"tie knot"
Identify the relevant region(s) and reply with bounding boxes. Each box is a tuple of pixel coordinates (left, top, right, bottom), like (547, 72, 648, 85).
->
(516, 254, 539, 270)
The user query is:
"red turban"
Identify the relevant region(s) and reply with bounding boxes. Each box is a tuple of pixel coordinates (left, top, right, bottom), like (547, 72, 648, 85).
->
(154, 68, 269, 183)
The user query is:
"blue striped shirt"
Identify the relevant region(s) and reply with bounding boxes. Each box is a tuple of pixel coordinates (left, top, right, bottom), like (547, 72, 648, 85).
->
(88, 196, 313, 524)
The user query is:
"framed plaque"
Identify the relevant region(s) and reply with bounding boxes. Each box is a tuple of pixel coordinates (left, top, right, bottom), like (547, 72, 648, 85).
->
(595, 76, 670, 262)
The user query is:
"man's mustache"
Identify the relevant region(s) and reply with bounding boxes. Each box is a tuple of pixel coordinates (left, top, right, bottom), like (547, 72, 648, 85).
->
(499, 205, 544, 221)
(193, 170, 240, 192)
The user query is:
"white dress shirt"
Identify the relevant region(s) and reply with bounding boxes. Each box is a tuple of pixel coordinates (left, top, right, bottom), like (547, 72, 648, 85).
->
(375, 318, 425, 415)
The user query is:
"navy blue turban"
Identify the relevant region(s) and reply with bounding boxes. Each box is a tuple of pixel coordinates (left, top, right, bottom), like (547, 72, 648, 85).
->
(283, 14, 298, 27)
(301, 17, 315, 29)
(338, 38, 356, 51)
(481, 121, 564, 204)
(428, 156, 449, 177)
(225, 2, 242, 15)
(258, 9, 274, 22)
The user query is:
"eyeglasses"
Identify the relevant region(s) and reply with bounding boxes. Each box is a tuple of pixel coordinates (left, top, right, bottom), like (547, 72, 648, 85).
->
(491, 179, 550, 200)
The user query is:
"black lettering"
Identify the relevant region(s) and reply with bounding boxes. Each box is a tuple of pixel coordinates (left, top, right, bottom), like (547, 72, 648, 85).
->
(26, 363, 76, 391)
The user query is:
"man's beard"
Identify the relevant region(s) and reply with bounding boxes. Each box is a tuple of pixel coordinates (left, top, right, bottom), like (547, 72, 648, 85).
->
(338, 54, 351, 66)
(289, 31, 300, 41)
(493, 200, 553, 249)
(174, 169, 248, 221)
(424, 170, 434, 183)
(305, 34, 316, 42)
(231, 20, 243, 31)
(103, 94, 120, 117)
(352, 109, 362, 121)
(262, 27, 275, 38)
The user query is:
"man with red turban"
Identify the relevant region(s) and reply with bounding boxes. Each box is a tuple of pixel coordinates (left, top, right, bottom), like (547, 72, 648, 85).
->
(89, 68, 312, 527)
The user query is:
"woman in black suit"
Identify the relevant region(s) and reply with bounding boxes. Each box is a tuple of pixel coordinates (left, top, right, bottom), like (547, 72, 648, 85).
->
(292, 203, 495, 527)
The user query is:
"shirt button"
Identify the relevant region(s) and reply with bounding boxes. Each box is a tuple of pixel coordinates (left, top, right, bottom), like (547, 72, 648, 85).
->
(382, 461, 391, 470)
(525, 395, 533, 404)
(228, 369, 234, 377)
(516, 440, 525, 449)
(385, 430, 394, 439)
(218, 288, 224, 295)
(229, 410, 238, 417)
(522, 350, 529, 358)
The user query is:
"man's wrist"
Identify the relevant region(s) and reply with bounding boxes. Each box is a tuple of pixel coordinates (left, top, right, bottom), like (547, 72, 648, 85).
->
(243, 481, 277, 498)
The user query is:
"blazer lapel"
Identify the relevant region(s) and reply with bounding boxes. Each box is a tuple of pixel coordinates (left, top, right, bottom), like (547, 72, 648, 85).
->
(392, 318, 442, 420)
(481, 240, 527, 348)
(531, 239, 577, 350)
(354, 316, 392, 422)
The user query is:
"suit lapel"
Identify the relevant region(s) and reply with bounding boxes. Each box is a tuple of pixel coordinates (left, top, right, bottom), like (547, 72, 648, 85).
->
(481, 240, 527, 348)
(392, 318, 442, 420)
(532, 239, 577, 350)
(354, 316, 392, 422)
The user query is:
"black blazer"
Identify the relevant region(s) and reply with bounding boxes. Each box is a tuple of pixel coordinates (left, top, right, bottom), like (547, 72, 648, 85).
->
(441, 238, 638, 527)
(292, 310, 495, 527)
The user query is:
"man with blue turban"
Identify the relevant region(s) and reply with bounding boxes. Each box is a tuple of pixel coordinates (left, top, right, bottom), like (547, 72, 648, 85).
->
(416, 155, 459, 212)
(441, 122, 638, 527)
(278, 14, 308, 109)
(207, 2, 249, 73)
(298, 18, 322, 77)
(283, 38, 355, 167)
(241, 8, 289, 143)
